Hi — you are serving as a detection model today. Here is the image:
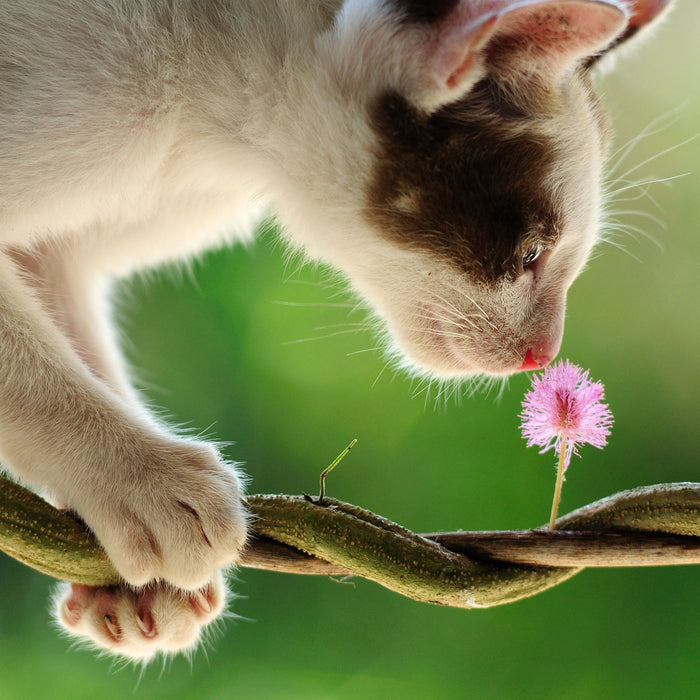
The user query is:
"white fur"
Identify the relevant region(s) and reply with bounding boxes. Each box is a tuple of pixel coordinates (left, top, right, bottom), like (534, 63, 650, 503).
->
(0, 0, 668, 660)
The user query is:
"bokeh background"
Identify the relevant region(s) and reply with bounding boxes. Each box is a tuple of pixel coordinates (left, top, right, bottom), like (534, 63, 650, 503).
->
(1, 3, 698, 698)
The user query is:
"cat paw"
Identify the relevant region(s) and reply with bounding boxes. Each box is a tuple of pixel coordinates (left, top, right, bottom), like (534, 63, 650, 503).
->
(54, 574, 228, 661)
(72, 438, 248, 590)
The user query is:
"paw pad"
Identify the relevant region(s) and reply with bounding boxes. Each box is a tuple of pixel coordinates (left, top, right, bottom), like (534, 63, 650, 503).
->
(54, 572, 228, 661)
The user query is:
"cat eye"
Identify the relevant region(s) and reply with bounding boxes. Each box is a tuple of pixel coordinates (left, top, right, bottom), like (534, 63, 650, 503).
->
(522, 244, 545, 268)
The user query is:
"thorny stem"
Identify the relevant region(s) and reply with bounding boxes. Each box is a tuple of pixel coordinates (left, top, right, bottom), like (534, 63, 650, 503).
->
(318, 439, 356, 504)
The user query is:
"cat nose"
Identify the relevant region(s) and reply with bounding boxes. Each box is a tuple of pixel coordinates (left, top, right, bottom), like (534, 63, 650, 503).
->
(518, 347, 555, 371)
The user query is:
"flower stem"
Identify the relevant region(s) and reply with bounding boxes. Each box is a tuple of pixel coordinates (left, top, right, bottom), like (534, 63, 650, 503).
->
(549, 438, 567, 530)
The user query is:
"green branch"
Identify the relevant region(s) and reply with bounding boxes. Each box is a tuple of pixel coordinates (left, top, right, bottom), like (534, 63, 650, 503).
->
(1, 475, 698, 608)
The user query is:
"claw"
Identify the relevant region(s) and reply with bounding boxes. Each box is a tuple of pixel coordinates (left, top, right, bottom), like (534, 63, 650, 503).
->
(136, 608, 157, 638)
(103, 613, 123, 642)
(191, 589, 213, 615)
(60, 599, 82, 626)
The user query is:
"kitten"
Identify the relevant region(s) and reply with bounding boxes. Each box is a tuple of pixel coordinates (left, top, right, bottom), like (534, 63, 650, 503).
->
(0, 0, 672, 660)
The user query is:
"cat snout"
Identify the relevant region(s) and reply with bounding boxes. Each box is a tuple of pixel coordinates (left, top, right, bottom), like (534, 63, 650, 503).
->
(518, 345, 557, 372)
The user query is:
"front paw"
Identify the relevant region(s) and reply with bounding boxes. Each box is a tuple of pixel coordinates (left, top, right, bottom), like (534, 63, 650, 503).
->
(73, 438, 248, 590)
(54, 574, 228, 661)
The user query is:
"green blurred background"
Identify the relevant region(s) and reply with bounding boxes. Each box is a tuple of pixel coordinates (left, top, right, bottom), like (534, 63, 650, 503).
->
(1, 3, 698, 698)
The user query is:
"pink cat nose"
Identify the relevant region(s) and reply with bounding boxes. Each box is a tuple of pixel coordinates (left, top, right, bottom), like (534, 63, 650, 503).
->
(518, 348, 555, 372)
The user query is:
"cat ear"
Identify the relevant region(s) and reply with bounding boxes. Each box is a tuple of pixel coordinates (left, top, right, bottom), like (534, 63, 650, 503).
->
(586, 0, 674, 66)
(411, 0, 628, 108)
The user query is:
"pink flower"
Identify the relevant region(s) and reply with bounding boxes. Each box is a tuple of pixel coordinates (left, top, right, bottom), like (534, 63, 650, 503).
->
(520, 360, 613, 469)
(520, 360, 613, 528)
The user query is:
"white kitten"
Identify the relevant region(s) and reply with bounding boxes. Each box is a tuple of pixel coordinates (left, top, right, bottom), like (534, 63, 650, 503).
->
(0, 0, 672, 660)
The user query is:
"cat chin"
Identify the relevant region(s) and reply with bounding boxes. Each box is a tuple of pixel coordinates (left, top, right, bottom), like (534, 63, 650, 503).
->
(382, 300, 559, 380)
(388, 333, 533, 380)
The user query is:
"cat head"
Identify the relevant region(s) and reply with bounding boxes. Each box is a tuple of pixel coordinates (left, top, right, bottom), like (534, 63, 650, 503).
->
(280, 0, 673, 377)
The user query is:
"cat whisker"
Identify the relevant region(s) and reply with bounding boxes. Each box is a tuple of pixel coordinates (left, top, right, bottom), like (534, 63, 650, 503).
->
(309, 322, 370, 330)
(271, 300, 355, 308)
(431, 305, 495, 332)
(430, 305, 489, 330)
(411, 375, 451, 411)
(426, 289, 464, 317)
(478, 316, 497, 332)
(443, 282, 491, 319)
(345, 346, 384, 356)
(606, 172, 689, 199)
(410, 372, 506, 411)
(611, 133, 699, 184)
(417, 311, 480, 331)
(607, 103, 687, 176)
(425, 289, 496, 331)
(428, 303, 481, 331)
(607, 208, 668, 231)
(408, 375, 429, 399)
(602, 221, 664, 251)
(595, 233, 643, 262)
(441, 283, 498, 331)
(422, 328, 475, 341)
(609, 190, 667, 214)
(604, 176, 677, 221)
(281, 327, 369, 345)
(371, 358, 394, 389)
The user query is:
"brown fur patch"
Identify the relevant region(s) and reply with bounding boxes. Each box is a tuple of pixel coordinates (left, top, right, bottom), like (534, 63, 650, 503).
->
(364, 75, 594, 283)
(393, 0, 460, 24)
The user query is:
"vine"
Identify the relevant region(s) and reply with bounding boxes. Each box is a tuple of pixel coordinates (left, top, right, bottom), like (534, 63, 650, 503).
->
(0, 475, 698, 608)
